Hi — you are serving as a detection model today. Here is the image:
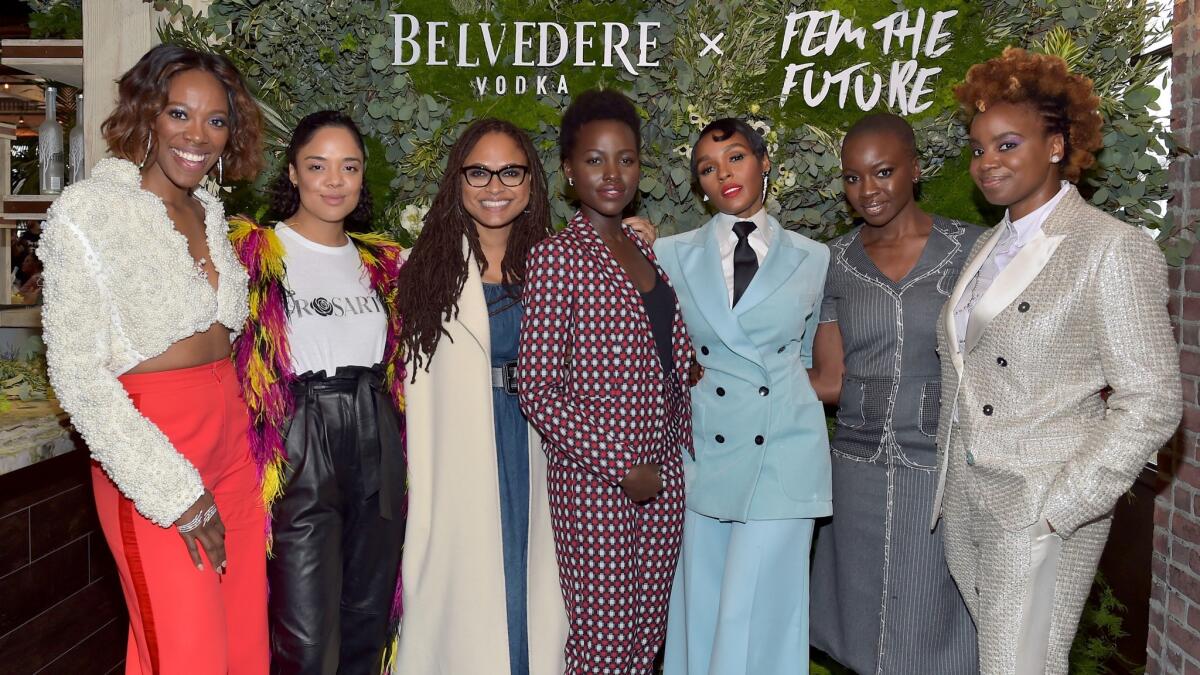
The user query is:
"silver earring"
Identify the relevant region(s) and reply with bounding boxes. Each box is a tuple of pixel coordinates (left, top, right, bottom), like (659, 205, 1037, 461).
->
(703, 194, 709, 202)
(217, 156, 223, 183)
(139, 132, 153, 169)
(1051, 154, 1061, 163)
(567, 177, 574, 186)
(761, 172, 769, 204)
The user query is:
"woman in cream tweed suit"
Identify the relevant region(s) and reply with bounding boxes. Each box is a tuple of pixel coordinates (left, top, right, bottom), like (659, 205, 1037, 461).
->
(931, 48, 1181, 674)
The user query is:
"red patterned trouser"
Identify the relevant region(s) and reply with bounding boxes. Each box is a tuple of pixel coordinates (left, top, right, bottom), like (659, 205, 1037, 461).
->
(548, 455, 685, 675)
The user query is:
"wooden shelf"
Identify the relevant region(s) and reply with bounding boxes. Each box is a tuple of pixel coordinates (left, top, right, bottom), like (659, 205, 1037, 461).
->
(0, 306, 41, 328)
(1, 194, 54, 221)
(0, 40, 83, 88)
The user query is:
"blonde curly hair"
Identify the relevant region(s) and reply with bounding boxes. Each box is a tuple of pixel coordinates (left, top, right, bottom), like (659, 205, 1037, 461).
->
(954, 47, 1103, 183)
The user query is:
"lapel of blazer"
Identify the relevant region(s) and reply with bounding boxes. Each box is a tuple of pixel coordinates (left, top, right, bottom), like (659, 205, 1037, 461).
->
(571, 212, 656, 336)
(676, 215, 765, 371)
(963, 191, 1074, 353)
(452, 236, 491, 357)
(734, 215, 805, 316)
(944, 223, 1005, 374)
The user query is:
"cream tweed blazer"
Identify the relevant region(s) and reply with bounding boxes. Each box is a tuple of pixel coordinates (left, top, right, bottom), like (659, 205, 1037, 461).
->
(931, 186, 1180, 672)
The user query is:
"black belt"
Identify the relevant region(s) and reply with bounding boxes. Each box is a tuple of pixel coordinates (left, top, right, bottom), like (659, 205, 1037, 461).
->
(290, 364, 404, 520)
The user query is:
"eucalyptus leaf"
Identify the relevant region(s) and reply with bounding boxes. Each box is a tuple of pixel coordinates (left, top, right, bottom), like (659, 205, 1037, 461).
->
(153, 0, 1182, 250)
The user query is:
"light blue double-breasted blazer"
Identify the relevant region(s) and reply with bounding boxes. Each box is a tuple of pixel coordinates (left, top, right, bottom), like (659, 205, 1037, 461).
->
(655, 213, 831, 522)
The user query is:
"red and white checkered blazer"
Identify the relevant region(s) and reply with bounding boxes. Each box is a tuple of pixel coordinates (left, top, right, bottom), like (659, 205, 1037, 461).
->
(518, 212, 695, 484)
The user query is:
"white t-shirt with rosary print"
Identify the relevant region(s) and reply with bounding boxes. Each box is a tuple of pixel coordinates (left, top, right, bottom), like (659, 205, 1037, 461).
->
(276, 223, 386, 376)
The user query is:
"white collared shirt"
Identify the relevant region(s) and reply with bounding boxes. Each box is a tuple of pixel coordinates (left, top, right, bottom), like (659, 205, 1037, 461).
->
(716, 207, 772, 306)
(954, 181, 1070, 352)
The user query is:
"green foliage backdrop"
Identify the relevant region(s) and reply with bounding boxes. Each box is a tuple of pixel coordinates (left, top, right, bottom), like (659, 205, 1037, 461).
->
(154, 0, 1184, 262)
(53, 1, 1166, 670)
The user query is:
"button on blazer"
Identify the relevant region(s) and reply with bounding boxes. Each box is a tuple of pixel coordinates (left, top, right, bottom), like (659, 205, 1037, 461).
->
(656, 213, 831, 521)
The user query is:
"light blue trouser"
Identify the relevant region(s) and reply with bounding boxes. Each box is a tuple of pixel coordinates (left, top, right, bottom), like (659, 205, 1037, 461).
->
(663, 509, 816, 675)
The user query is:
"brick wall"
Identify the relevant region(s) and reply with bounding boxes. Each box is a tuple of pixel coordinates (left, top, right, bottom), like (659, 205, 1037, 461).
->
(1148, 1, 1200, 672)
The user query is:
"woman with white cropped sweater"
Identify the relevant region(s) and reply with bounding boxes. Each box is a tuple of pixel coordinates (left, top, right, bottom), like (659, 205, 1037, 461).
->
(38, 45, 266, 675)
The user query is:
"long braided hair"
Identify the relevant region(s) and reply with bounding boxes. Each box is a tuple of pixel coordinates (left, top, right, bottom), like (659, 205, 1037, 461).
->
(396, 118, 553, 372)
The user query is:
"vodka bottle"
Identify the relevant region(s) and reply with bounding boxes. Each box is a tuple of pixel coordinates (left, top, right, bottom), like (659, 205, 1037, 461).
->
(37, 86, 65, 195)
(68, 93, 84, 185)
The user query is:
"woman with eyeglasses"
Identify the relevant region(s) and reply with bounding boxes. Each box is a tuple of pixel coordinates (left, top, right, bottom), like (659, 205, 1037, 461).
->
(395, 118, 657, 675)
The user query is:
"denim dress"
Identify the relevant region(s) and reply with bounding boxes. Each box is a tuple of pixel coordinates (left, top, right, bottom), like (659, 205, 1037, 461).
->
(485, 282, 531, 675)
(810, 216, 984, 674)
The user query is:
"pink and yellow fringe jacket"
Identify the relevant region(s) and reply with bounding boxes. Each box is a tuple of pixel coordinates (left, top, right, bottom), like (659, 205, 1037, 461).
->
(227, 215, 407, 637)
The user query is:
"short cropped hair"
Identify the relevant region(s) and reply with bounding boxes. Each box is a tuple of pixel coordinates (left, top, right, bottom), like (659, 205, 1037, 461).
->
(842, 113, 917, 159)
(559, 89, 641, 162)
(101, 44, 263, 181)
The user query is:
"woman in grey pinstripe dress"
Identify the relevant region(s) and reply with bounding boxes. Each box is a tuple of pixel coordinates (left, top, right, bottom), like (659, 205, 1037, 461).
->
(809, 114, 983, 674)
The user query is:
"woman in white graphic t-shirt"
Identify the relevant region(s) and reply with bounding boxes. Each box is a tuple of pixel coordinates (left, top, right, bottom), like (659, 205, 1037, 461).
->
(229, 110, 407, 674)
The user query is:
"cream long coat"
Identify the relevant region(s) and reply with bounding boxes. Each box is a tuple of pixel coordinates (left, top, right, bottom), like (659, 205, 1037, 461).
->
(396, 242, 568, 675)
(930, 187, 1181, 674)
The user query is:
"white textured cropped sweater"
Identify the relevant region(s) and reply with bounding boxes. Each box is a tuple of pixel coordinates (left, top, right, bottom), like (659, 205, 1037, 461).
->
(39, 158, 249, 526)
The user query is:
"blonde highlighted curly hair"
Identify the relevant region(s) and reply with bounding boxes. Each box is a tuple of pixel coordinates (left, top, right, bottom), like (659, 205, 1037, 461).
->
(954, 47, 1103, 183)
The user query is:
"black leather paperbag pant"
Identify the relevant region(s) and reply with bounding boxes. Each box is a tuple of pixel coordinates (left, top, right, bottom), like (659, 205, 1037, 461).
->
(268, 365, 406, 675)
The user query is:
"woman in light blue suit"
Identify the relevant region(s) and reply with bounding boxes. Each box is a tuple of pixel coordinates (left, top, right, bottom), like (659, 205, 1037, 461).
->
(655, 118, 830, 675)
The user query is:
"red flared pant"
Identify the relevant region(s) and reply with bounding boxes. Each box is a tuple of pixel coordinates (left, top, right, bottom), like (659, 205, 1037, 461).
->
(92, 358, 268, 674)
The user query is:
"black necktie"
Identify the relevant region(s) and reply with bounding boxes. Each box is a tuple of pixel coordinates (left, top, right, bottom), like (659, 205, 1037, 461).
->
(731, 220, 758, 307)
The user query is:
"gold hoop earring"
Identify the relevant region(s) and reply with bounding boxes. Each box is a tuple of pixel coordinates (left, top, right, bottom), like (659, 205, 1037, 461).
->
(138, 132, 153, 169)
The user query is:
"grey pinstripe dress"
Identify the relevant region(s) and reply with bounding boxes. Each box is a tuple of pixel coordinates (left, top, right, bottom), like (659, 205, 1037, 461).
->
(810, 216, 984, 675)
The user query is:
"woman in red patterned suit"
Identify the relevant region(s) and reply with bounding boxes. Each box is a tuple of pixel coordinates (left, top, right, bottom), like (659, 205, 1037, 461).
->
(517, 89, 693, 675)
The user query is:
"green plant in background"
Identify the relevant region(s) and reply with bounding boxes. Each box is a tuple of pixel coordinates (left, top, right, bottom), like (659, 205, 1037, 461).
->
(83, 3, 1176, 671)
(623, 0, 987, 240)
(24, 0, 82, 39)
(1069, 572, 1138, 675)
(153, 0, 1186, 256)
(153, 0, 419, 220)
(987, 0, 1187, 264)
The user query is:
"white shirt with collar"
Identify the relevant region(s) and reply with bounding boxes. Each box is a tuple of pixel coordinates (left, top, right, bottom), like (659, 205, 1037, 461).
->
(954, 181, 1071, 352)
(715, 206, 772, 306)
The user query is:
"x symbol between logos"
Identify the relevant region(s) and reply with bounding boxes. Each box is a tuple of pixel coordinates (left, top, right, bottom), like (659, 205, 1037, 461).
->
(698, 32, 725, 57)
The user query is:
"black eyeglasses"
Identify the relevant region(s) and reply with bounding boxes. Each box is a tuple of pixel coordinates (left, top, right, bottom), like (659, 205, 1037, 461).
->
(461, 164, 530, 188)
